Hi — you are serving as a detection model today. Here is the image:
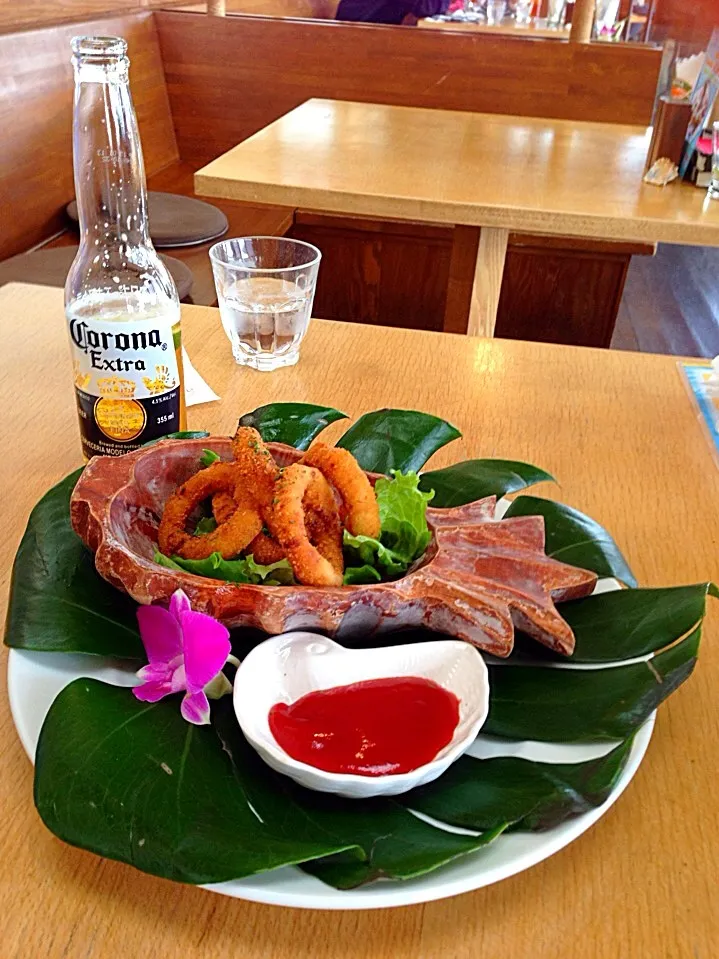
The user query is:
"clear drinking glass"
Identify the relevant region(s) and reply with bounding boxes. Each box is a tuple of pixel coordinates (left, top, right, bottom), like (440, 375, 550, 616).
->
(486, 0, 507, 24)
(515, 0, 532, 23)
(547, 0, 566, 26)
(709, 122, 719, 201)
(210, 237, 321, 371)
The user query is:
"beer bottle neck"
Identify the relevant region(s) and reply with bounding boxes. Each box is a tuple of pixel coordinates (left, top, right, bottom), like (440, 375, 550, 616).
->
(72, 40, 151, 251)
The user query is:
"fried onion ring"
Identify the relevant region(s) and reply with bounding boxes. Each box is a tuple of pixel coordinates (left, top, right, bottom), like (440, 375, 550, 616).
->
(246, 531, 287, 565)
(158, 462, 262, 560)
(212, 491, 236, 526)
(232, 426, 278, 510)
(300, 443, 380, 538)
(304, 469, 344, 576)
(210, 427, 279, 532)
(267, 464, 343, 586)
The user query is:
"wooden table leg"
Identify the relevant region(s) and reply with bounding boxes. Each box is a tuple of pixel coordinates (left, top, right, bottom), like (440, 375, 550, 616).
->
(443, 225, 480, 334)
(467, 226, 509, 338)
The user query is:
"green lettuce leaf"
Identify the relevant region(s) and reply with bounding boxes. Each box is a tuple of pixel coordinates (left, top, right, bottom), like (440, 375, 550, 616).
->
(343, 533, 407, 580)
(193, 516, 218, 536)
(342, 564, 382, 585)
(376, 471, 434, 561)
(154, 550, 295, 585)
(342, 471, 433, 584)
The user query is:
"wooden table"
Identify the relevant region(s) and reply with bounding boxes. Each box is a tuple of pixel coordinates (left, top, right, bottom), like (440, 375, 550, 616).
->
(417, 17, 570, 39)
(2, 281, 718, 958)
(195, 98, 719, 337)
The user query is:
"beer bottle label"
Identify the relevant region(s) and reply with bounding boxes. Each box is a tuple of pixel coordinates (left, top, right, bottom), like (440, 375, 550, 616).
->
(68, 313, 182, 458)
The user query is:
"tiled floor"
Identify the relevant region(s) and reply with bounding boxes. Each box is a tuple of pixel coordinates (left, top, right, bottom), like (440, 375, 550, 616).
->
(612, 243, 719, 357)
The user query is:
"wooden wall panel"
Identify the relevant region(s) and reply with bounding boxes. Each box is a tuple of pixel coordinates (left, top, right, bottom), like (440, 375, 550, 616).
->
(156, 11, 663, 167)
(0, 0, 187, 34)
(651, 0, 717, 51)
(0, 12, 178, 260)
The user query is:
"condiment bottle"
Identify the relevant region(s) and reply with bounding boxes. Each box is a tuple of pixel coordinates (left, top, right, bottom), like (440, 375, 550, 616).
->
(65, 35, 186, 460)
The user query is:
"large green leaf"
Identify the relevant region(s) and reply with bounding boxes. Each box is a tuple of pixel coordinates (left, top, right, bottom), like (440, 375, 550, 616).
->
(484, 626, 700, 742)
(419, 459, 554, 507)
(559, 583, 718, 663)
(402, 738, 634, 832)
(35, 682, 505, 888)
(213, 704, 505, 889)
(238, 403, 347, 450)
(336, 409, 461, 473)
(3, 471, 143, 660)
(302, 819, 505, 890)
(35, 681, 353, 883)
(504, 495, 637, 587)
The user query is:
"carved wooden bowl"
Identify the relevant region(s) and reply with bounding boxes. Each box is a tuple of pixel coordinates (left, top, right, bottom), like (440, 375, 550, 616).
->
(70, 438, 597, 657)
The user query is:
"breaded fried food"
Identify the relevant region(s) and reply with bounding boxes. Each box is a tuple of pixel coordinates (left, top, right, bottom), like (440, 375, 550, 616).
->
(267, 464, 344, 587)
(303, 467, 344, 577)
(246, 531, 287, 566)
(211, 426, 279, 529)
(158, 462, 262, 560)
(301, 442, 380, 538)
(211, 490, 236, 526)
(232, 426, 278, 510)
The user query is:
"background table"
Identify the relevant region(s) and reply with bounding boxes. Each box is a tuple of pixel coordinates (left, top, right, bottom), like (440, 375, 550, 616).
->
(1, 281, 718, 958)
(417, 17, 570, 39)
(195, 98, 719, 337)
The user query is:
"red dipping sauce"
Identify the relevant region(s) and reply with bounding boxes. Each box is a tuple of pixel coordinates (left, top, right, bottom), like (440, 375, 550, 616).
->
(268, 677, 460, 777)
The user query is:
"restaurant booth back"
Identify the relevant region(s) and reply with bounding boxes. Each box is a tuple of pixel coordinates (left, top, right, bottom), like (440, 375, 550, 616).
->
(0, 9, 662, 344)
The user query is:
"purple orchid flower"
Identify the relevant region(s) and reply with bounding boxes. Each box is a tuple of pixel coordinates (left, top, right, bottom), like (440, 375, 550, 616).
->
(133, 589, 232, 725)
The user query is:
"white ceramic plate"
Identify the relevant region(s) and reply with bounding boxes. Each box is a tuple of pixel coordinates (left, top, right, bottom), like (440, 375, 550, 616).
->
(8, 636, 654, 910)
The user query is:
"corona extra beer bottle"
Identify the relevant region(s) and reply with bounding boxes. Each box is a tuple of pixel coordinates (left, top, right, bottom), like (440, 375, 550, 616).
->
(65, 35, 185, 459)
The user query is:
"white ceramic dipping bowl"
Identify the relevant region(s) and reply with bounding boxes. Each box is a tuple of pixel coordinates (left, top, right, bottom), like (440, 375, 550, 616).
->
(233, 632, 490, 799)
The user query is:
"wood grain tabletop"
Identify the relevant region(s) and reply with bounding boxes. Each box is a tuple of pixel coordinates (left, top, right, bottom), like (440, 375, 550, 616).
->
(194, 98, 719, 246)
(1, 282, 718, 959)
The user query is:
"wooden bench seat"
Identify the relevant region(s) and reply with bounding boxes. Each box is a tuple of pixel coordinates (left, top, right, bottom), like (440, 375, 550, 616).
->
(8, 175, 294, 305)
(143, 162, 294, 303)
(0, 12, 293, 305)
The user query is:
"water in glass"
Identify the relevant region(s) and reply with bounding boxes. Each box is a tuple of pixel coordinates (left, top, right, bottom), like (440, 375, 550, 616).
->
(515, 0, 532, 24)
(218, 275, 313, 370)
(210, 236, 321, 371)
(486, 0, 506, 24)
